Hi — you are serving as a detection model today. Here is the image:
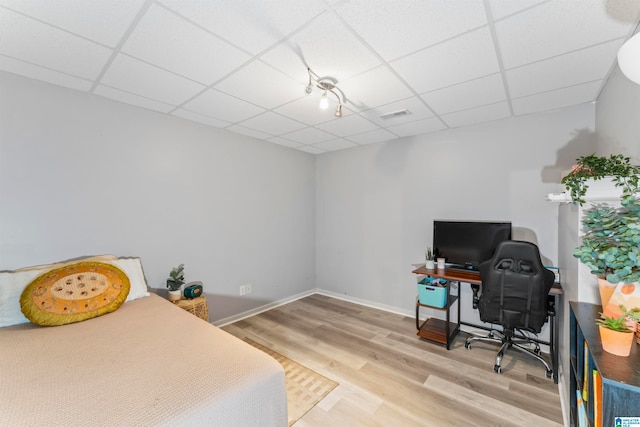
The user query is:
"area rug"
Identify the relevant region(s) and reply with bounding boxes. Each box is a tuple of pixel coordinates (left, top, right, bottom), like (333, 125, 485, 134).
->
(244, 338, 339, 426)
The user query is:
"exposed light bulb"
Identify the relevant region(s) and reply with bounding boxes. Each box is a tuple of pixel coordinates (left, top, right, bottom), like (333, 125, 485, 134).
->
(304, 84, 313, 95)
(319, 91, 329, 110)
(334, 104, 342, 118)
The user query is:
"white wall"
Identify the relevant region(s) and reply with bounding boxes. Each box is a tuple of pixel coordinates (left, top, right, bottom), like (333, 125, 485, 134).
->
(316, 104, 595, 324)
(0, 71, 316, 321)
(596, 64, 640, 162)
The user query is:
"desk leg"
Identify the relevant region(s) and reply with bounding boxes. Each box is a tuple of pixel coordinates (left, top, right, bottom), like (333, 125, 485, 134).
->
(551, 295, 558, 384)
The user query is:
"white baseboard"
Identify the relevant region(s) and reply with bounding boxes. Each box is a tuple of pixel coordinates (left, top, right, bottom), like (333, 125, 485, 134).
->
(314, 288, 416, 318)
(213, 288, 417, 327)
(213, 289, 316, 327)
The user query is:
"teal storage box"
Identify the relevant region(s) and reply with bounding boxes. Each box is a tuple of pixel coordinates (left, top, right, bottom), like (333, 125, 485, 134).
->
(417, 278, 447, 308)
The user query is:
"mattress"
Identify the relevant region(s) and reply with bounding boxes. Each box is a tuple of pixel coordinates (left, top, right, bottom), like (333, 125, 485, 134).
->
(0, 293, 287, 426)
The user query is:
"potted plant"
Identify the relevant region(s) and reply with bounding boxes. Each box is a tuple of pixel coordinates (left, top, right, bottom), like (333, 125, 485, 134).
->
(561, 154, 640, 205)
(425, 247, 435, 270)
(166, 264, 185, 301)
(596, 311, 635, 356)
(573, 195, 640, 309)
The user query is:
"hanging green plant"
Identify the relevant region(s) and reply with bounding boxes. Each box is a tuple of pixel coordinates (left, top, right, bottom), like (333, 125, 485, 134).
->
(561, 154, 640, 205)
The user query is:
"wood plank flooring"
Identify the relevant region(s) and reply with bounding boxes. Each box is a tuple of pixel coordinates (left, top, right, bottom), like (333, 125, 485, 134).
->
(222, 294, 563, 427)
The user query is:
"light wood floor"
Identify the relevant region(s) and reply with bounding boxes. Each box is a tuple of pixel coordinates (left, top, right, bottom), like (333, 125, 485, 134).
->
(222, 294, 563, 427)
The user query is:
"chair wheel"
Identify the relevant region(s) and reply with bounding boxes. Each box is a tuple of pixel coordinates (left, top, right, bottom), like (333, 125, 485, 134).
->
(534, 347, 541, 356)
(494, 365, 502, 374)
(465, 341, 471, 349)
(546, 369, 553, 379)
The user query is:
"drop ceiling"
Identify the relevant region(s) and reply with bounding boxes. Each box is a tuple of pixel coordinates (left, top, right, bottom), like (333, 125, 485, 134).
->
(1, 0, 639, 154)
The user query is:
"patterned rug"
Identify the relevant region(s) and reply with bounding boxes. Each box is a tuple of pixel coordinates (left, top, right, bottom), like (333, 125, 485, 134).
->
(244, 338, 339, 426)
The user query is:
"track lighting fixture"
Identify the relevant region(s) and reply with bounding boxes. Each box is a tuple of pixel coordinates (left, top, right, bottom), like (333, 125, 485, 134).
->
(304, 67, 346, 118)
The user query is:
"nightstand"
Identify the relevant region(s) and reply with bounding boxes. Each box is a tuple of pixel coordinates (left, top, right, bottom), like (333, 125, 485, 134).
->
(173, 296, 209, 322)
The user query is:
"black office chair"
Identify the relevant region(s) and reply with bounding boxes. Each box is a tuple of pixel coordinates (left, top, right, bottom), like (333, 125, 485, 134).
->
(465, 240, 555, 377)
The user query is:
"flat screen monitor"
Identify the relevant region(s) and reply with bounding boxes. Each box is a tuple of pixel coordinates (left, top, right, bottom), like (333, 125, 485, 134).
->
(433, 220, 512, 271)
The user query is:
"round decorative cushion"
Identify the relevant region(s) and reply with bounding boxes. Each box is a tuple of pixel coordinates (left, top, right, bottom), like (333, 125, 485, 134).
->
(20, 262, 130, 327)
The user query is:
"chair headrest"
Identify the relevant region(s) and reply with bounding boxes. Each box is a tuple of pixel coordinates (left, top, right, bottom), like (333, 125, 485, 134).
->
(488, 241, 545, 275)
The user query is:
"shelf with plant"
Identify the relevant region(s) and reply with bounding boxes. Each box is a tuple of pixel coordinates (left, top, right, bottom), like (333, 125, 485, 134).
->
(561, 154, 640, 205)
(573, 195, 640, 312)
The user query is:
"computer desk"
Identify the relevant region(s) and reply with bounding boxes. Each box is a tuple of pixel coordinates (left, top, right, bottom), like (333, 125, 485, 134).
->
(412, 265, 562, 384)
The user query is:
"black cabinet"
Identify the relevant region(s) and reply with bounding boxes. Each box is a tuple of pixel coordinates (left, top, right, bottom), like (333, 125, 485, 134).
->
(569, 301, 640, 427)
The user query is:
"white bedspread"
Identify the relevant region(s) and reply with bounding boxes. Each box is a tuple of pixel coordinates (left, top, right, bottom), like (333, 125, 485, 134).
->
(0, 293, 287, 426)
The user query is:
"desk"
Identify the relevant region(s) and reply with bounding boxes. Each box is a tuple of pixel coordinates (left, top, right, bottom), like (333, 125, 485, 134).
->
(411, 265, 562, 383)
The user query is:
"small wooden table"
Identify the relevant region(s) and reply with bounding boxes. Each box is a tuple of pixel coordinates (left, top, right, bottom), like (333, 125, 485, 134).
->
(173, 296, 209, 322)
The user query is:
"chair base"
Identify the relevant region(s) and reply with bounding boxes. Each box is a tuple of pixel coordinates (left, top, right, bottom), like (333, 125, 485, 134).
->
(465, 330, 553, 378)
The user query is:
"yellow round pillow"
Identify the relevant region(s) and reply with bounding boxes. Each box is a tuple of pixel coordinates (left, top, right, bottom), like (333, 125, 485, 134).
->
(20, 262, 130, 327)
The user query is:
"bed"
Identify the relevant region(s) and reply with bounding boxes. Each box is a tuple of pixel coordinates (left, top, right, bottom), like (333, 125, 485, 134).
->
(0, 257, 287, 426)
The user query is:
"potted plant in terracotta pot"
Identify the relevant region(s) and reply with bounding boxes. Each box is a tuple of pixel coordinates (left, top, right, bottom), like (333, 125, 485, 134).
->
(596, 311, 635, 356)
(561, 154, 639, 205)
(166, 264, 185, 302)
(573, 195, 640, 311)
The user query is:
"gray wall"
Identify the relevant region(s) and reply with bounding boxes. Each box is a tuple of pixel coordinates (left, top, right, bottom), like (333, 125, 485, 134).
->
(596, 64, 640, 162)
(0, 71, 316, 321)
(315, 104, 595, 320)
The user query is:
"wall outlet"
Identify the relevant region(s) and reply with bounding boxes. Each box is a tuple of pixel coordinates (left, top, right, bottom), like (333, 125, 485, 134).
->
(239, 284, 252, 296)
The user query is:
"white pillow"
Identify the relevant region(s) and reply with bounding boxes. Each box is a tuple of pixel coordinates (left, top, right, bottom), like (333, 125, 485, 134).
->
(0, 255, 149, 327)
(111, 257, 150, 303)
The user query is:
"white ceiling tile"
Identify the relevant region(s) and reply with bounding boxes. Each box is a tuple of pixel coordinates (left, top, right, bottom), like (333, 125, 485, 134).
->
(340, 66, 414, 110)
(0, 56, 92, 91)
(281, 127, 336, 144)
(386, 116, 447, 137)
(260, 12, 382, 82)
(315, 113, 379, 137)
(507, 39, 623, 98)
(391, 26, 500, 94)
(488, 0, 546, 21)
(238, 111, 306, 135)
(0, 7, 112, 79)
(346, 129, 398, 145)
(267, 137, 303, 149)
(421, 73, 507, 115)
(100, 54, 205, 105)
(94, 85, 175, 113)
(171, 108, 231, 128)
(440, 101, 511, 128)
(181, 89, 265, 123)
(122, 4, 250, 85)
(359, 96, 434, 127)
(215, 61, 304, 109)
(5, 1, 638, 152)
(298, 146, 326, 154)
(512, 81, 601, 115)
(226, 124, 273, 140)
(336, 0, 489, 61)
(312, 139, 358, 152)
(158, 0, 327, 55)
(0, 0, 146, 47)
(496, 0, 637, 68)
(275, 95, 352, 126)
